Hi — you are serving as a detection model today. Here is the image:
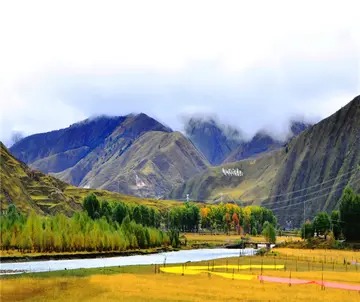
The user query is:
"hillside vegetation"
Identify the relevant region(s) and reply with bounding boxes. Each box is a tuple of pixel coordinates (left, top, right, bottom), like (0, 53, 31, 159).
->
(75, 131, 209, 198)
(171, 96, 360, 226)
(0, 142, 181, 215)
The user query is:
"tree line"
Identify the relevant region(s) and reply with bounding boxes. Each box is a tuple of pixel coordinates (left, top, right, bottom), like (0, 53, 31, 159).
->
(166, 202, 277, 236)
(0, 193, 279, 253)
(301, 187, 360, 241)
(83, 193, 161, 228)
(0, 202, 170, 253)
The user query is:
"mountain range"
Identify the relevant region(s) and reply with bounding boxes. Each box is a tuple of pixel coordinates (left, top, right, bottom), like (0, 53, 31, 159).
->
(9, 112, 311, 199)
(171, 96, 360, 226)
(10, 113, 209, 198)
(4, 95, 360, 226)
(186, 117, 312, 165)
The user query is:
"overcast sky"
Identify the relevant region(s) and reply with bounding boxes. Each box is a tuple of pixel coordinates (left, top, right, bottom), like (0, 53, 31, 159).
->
(0, 0, 359, 145)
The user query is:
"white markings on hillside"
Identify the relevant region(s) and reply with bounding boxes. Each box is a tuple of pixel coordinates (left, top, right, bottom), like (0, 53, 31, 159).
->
(222, 168, 244, 177)
(135, 174, 147, 188)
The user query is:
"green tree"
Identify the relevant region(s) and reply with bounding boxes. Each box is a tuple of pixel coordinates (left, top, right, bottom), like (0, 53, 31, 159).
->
(113, 202, 128, 224)
(339, 187, 360, 241)
(83, 194, 100, 219)
(301, 221, 314, 239)
(132, 206, 142, 224)
(120, 215, 132, 234)
(0, 208, 169, 253)
(7, 204, 20, 223)
(330, 210, 341, 240)
(153, 209, 161, 228)
(262, 221, 276, 243)
(100, 200, 113, 222)
(313, 212, 331, 239)
(189, 204, 200, 232)
(168, 229, 180, 247)
(140, 205, 150, 226)
(149, 207, 155, 227)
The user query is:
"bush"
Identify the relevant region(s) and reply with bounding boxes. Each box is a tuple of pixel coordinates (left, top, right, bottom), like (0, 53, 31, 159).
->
(257, 248, 267, 256)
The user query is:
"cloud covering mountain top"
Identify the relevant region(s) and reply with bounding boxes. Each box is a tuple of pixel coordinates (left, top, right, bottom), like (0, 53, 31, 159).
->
(1, 0, 359, 145)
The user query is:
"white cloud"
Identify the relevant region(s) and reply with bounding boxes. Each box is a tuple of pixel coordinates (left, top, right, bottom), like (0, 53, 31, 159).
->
(0, 0, 359, 144)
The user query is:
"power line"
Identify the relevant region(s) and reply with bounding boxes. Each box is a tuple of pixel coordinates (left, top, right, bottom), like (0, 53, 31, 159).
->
(170, 165, 359, 205)
(260, 174, 360, 207)
(244, 166, 359, 201)
(266, 177, 360, 212)
(190, 166, 359, 204)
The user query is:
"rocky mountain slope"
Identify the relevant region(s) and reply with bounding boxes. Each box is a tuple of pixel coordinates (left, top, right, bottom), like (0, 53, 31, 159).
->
(0, 142, 181, 215)
(171, 96, 360, 226)
(185, 117, 311, 165)
(267, 97, 360, 226)
(10, 113, 209, 198)
(223, 121, 312, 164)
(10, 116, 126, 173)
(223, 132, 282, 163)
(184, 117, 242, 165)
(71, 131, 209, 198)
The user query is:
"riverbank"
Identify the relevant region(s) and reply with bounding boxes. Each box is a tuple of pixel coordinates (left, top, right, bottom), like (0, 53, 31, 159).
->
(0, 234, 300, 263)
(8, 233, 354, 265)
(0, 247, 178, 263)
(0, 248, 251, 275)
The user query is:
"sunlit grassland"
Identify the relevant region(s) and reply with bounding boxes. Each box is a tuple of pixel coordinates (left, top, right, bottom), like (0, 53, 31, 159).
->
(1, 269, 358, 302)
(64, 186, 182, 211)
(4, 273, 360, 302)
(1, 250, 359, 302)
(274, 248, 360, 265)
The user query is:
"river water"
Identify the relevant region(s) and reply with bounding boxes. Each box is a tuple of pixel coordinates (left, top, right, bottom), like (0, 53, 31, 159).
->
(0, 248, 256, 274)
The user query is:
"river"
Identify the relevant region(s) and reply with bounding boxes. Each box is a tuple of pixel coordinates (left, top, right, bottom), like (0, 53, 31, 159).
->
(0, 248, 256, 275)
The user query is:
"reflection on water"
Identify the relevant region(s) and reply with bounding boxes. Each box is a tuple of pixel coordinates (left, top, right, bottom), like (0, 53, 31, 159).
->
(0, 248, 256, 274)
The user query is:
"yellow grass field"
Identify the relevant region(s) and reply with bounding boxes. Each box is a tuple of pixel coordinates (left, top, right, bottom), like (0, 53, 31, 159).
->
(1, 270, 359, 302)
(274, 248, 360, 264)
(160, 264, 284, 276)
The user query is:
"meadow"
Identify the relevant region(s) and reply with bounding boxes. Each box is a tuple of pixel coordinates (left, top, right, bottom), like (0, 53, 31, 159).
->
(1, 248, 359, 302)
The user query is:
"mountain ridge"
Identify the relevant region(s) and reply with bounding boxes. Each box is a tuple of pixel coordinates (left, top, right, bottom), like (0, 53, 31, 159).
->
(171, 96, 360, 226)
(10, 113, 209, 198)
(185, 117, 312, 165)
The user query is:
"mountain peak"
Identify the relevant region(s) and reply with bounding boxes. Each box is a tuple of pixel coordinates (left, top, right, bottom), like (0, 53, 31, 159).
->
(68, 115, 124, 128)
(184, 117, 242, 165)
(132, 113, 172, 132)
(289, 120, 312, 137)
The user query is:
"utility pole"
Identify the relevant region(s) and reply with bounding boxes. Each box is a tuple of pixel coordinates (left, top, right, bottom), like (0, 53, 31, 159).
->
(303, 199, 306, 227)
